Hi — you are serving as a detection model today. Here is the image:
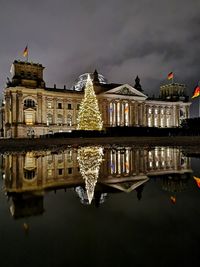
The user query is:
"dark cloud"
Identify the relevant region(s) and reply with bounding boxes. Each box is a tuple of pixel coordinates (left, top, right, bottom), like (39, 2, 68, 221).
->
(0, 0, 200, 115)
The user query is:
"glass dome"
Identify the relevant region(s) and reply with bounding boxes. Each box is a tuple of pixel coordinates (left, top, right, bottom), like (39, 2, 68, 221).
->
(71, 73, 107, 91)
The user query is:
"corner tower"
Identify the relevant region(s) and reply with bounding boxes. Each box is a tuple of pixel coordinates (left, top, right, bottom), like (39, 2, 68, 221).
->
(8, 60, 45, 88)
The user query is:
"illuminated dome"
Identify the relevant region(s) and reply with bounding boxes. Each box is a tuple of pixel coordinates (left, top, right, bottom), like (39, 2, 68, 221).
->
(72, 72, 107, 91)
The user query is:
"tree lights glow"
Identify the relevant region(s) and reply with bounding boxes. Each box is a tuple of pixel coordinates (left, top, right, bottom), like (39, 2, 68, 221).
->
(77, 146, 103, 204)
(77, 75, 103, 130)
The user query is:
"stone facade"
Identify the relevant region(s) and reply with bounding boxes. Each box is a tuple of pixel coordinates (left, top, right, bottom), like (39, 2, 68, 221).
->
(1, 60, 191, 138)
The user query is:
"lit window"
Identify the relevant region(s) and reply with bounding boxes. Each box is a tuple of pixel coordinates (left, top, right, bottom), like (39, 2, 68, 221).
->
(67, 115, 72, 126)
(47, 114, 53, 125)
(48, 169, 52, 176)
(25, 112, 34, 125)
(57, 154, 63, 163)
(47, 101, 52, 109)
(57, 114, 63, 125)
(149, 108, 152, 114)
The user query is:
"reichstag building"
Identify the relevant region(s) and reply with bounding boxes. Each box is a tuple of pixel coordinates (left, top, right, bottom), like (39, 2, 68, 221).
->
(1, 60, 191, 138)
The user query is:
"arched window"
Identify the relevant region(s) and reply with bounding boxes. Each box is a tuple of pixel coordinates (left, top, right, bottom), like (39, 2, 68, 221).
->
(24, 170, 36, 180)
(24, 99, 36, 108)
(57, 114, 63, 125)
(67, 114, 72, 126)
(47, 113, 53, 125)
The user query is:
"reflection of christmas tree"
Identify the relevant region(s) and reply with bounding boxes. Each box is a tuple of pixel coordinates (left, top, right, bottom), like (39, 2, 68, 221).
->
(77, 75, 103, 130)
(77, 146, 103, 204)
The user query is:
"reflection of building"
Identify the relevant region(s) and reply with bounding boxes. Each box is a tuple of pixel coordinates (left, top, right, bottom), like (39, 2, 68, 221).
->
(2, 146, 192, 207)
(9, 194, 44, 219)
(1, 60, 191, 138)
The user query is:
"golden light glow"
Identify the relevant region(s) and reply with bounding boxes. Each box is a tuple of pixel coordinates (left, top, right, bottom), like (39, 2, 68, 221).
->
(77, 75, 103, 130)
(77, 146, 103, 204)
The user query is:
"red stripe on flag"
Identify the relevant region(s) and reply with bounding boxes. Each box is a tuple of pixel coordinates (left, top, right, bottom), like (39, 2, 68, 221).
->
(168, 72, 173, 80)
(192, 86, 200, 99)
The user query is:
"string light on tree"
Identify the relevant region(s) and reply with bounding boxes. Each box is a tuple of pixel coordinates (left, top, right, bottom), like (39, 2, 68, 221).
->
(77, 74, 103, 130)
(77, 146, 103, 204)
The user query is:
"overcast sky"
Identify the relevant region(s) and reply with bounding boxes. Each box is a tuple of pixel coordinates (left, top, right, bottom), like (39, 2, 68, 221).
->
(0, 0, 200, 114)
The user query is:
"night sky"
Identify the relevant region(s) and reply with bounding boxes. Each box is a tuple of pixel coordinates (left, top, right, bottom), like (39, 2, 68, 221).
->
(0, 0, 200, 115)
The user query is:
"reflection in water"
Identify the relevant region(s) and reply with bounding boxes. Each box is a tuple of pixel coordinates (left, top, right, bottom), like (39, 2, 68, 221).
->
(77, 146, 103, 204)
(193, 176, 200, 188)
(0, 146, 192, 218)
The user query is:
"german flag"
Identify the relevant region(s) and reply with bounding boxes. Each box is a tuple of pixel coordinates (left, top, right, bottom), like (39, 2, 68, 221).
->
(167, 72, 174, 80)
(23, 46, 28, 57)
(192, 86, 200, 99)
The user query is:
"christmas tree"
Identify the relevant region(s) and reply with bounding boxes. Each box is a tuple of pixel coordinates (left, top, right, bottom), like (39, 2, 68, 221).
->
(77, 74, 103, 130)
(77, 146, 103, 204)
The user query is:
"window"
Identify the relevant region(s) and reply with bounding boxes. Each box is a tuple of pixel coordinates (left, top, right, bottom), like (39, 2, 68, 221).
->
(47, 114, 53, 125)
(24, 170, 35, 180)
(47, 101, 52, 109)
(24, 99, 36, 108)
(48, 169, 52, 177)
(67, 115, 72, 126)
(68, 103, 72, 110)
(57, 154, 63, 163)
(57, 114, 63, 125)
(67, 150, 72, 162)
(25, 112, 34, 125)
(68, 168, 72, 174)
(58, 169, 63, 175)
(57, 103, 62, 109)
(77, 104, 80, 110)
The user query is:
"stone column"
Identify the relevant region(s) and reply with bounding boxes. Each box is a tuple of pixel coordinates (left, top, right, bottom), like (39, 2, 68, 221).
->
(135, 102, 138, 125)
(5, 94, 11, 124)
(11, 92, 17, 123)
(144, 104, 147, 126)
(129, 102, 133, 126)
(16, 91, 23, 123)
(37, 93, 42, 124)
(53, 98, 57, 124)
(42, 96, 46, 124)
(113, 101, 115, 126)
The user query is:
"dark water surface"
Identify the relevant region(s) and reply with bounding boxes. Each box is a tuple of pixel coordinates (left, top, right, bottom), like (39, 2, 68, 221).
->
(0, 145, 200, 267)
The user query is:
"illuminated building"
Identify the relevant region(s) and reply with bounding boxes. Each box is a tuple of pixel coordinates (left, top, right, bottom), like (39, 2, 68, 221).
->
(1, 60, 191, 138)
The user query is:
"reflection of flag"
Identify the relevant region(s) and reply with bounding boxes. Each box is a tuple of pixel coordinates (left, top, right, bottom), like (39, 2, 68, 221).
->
(192, 86, 200, 99)
(23, 46, 28, 57)
(125, 106, 128, 113)
(168, 72, 173, 80)
(194, 176, 200, 188)
(109, 107, 113, 112)
(170, 196, 176, 204)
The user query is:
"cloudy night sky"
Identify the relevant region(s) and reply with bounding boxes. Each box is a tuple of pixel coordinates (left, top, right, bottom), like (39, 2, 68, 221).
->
(0, 0, 200, 115)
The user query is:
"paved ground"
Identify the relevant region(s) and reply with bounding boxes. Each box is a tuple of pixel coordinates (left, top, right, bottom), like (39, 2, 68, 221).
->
(0, 136, 200, 152)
